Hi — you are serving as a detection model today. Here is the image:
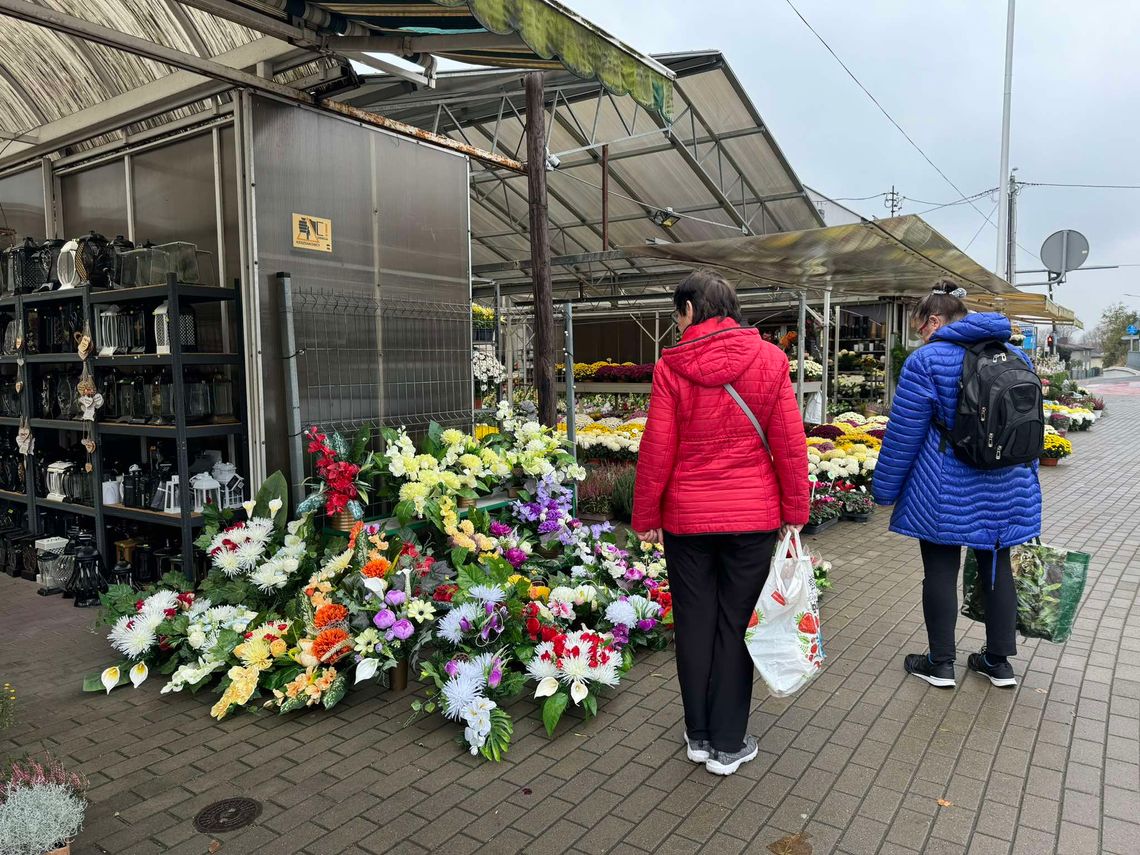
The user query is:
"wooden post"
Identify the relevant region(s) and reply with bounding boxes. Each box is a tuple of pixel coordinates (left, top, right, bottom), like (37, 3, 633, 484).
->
(525, 72, 557, 427)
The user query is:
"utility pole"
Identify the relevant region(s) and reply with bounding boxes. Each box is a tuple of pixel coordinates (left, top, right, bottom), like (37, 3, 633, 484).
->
(525, 72, 556, 427)
(884, 185, 902, 217)
(1005, 171, 1020, 285)
(995, 0, 1016, 278)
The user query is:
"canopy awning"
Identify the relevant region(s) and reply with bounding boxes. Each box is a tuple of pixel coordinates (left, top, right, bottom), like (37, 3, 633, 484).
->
(259, 0, 675, 117)
(628, 214, 1079, 325)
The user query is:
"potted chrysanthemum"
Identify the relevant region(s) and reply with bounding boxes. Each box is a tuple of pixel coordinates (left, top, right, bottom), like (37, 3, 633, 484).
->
(1040, 432, 1072, 466)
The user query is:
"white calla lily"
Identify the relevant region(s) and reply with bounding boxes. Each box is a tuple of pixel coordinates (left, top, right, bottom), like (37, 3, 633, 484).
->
(533, 676, 559, 699)
(362, 577, 388, 597)
(100, 666, 120, 694)
(268, 497, 283, 516)
(355, 658, 380, 684)
(570, 680, 589, 705)
(242, 500, 257, 518)
(129, 662, 148, 688)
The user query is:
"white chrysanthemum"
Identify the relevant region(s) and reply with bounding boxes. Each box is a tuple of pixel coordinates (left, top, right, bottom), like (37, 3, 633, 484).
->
(441, 672, 483, 720)
(559, 653, 592, 682)
(186, 597, 212, 618)
(141, 590, 179, 615)
(604, 600, 637, 628)
(591, 661, 620, 687)
(249, 563, 289, 592)
(468, 584, 506, 605)
(457, 652, 494, 681)
(108, 615, 158, 658)
(214, 551, 242, 577)
(321, 549, 353, 575)
(436, 603, 480, 645)
(527, 654, 558, 682)
(205, 605, 240, 625)
(275, 557, 300, 576)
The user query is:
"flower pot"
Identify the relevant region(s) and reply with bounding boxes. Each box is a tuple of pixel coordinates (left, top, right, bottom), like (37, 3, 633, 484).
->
(1040, 457, 1060, 466)
(843, 510, 874, 522)
(328, 510, 356, 532)
(803, 516, 840, 535)
(535, 544, 560, 560)
(389, 658, 408, 692)
(473, 328, 494, 342)
(47, 845, 70, 855)
(456, 495, 477, 510)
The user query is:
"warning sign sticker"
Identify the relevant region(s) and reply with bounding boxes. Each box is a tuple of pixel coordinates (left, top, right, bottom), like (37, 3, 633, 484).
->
(292, 213, 332, 252)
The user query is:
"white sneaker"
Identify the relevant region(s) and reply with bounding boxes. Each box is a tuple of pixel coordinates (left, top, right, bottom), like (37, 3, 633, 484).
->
(705, 735, 759, 776)
(684, 732, 711, 763)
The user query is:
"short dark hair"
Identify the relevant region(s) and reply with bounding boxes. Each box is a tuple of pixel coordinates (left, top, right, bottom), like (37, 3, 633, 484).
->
(674, 269, 743, 324)
(911, 279, 968, 328)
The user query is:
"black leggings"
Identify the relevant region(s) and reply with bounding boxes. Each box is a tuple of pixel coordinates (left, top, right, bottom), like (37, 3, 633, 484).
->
(919, 541, 1017, 664)
(664, 530, 777, 753)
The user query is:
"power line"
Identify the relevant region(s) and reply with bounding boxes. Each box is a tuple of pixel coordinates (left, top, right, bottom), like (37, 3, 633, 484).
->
(781, 0, 997, 231)
(964, 203, 999, 252)
(830, 192, 888, 202)
(1023, 181, 1140, 190)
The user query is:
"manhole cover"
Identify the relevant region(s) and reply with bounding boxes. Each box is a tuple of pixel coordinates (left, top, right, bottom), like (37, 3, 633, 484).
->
(193, 798, 262, 834)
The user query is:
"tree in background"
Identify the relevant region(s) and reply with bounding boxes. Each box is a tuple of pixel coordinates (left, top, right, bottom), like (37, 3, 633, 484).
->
(1084, 302, 1140, 366)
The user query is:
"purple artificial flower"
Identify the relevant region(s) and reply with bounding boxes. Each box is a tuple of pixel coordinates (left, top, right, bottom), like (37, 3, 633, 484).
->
(636, 618, 658, 633)
(611, 624, 630, 646)
(444, 659, 460, 678)
(385, 590, 406, 607)
(373, 609, 396, 630)
(488, 657, 503, 689)
(504, 547, 528, 569)
(489, 520, 512, 537)
(624, 566, 646, 582)
(538, 518, 561, 536)
(459, 616, 474, 633)
(389, 619, 414, 641)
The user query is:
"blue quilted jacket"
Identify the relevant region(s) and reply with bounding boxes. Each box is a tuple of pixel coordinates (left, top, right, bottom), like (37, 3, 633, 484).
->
(872, 313, 1042, 551)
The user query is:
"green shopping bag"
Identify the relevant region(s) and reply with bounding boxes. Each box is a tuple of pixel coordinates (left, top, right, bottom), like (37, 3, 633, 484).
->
(962, 541, 1089, 643)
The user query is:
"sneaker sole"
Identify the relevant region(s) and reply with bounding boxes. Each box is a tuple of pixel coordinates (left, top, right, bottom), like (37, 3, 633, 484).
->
(972, 669, 1017, 688)
(705, 744, 758, 776)
(905, 668, 956, 688)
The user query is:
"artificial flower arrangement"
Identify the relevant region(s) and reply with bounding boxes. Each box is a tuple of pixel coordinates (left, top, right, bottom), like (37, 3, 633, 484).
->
(298, 425, 381, 523)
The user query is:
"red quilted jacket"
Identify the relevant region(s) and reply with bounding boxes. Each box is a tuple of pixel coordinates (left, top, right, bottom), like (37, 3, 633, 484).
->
(632, 317, 810, 534)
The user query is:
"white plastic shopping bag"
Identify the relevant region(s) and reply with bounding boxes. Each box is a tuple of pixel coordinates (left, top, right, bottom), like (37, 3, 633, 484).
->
(745, 532, 825, 697)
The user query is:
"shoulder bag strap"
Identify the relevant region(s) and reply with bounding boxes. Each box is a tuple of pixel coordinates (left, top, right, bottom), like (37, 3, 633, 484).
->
(723, 383, 773, 460)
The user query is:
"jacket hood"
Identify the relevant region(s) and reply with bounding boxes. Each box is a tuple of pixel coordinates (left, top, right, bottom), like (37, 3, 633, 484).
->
(931, 312, 1012, 345)
(661, 317, 764, 386)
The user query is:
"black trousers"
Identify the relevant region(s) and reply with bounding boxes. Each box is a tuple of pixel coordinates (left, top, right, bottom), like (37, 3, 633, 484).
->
(919, 540, 1017, 664)
(664, 530, 777, 753)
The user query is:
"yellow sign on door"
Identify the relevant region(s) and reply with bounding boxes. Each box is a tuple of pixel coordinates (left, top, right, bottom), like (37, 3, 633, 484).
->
(291, 213, 333, 252)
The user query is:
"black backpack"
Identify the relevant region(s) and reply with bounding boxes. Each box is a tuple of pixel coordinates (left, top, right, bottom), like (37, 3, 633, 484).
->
(937, 340, 1044, 470)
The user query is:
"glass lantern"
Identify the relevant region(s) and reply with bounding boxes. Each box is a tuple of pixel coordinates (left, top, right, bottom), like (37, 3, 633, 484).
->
(212, 461, 245, 509)
(46, 460, 72, 501)
(211, 374, 234, 422)
(56, 375, 77, 421)
(149, 372, 168, 425)
(187, 376, 212, 423)
(39, 373, 56, 419)
(2, 320, 17, 355)
(24, 307, 40, 355)
(100, 370, 119, 420)
(190, 471, 221, 512)
(154, 242, 200, 283)
(163, 474, 182, 515)
(107, 235, 134, 288)
(123, 305, 148, 353)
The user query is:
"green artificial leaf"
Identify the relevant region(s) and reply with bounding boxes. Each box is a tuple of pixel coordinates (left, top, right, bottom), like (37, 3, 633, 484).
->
(350, 426, 372, 464)
(347, 499, 365, 520)
(209, 629, 242, 663)
(296, 493, 324, 515)
(395, 500, 416, 527)
(322, 673, 348, 710)
(479, 708, 514, 762)
(82, 664, 130, 693)
(582, 693, 598, 719)
(621, 646, 635, 672)
(427, 421, 444, 451)
(542, 691, 570, 738)
(159, 571, 191, 592)
(159, 656, 181, 675)
(458, 563, 490, 592)
(277, 694, 307, 715)
(514, 644, 535, 665)
(253, 470, 290, 527)
(449, 547, 471, 571)
(263, 665, 302, 693)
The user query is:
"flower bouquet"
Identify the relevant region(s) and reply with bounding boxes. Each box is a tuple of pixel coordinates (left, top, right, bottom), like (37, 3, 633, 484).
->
(529, 628, 622, 735)
(298, 426, 380, 527)
(1040, 432, 1072, 466)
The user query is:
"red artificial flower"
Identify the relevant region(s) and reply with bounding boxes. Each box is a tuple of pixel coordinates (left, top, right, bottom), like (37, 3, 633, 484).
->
(400, 543, 420, 559)
(163, 608, 177, 619)
(323, 461, 360, 495)
(433, 584, 458, 603)
(135, 599, 145, 612)
(158, 636, 172, 651)
(525, 618, 541, 639)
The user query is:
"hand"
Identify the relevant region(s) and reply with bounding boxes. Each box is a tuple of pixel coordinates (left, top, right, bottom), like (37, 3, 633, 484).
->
(780, 524, 804, 539)
(634, 528, 663, 545)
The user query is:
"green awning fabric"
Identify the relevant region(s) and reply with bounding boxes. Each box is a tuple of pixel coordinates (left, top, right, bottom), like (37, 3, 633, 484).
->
(316, 0, 674, 118)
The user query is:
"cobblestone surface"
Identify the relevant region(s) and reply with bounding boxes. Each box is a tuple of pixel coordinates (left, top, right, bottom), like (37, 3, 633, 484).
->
(2, 384, 1138, 854)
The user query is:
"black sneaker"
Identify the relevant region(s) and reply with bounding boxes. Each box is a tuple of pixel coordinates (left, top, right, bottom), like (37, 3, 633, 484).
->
(968, 653, 1017, 687)
(705, 735, 759, 776)
(903, 653, 956, 688)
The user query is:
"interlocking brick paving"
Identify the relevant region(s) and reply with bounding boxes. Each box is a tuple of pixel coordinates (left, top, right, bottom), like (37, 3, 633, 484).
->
(2, 388, 1138, 854)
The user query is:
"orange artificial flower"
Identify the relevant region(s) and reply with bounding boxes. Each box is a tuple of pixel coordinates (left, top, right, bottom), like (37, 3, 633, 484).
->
(362, 557, 392, 578)
(311, 628, 350, 664)
(348, 521, 365, 550)
(313, 603, 349, 629)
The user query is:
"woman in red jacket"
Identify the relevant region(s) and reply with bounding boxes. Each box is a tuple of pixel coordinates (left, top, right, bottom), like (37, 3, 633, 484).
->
(633, 270, 810, 776)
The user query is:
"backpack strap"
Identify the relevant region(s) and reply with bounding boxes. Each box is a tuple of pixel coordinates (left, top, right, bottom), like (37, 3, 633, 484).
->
(723, 383, 773, 459)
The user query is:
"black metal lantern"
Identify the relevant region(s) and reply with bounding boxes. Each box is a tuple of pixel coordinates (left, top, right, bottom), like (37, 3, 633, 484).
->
(35, 239, 66, 290)
(5, 237, 43, 294)
(75, 232, 111, 289)
(153, 301, 198, 355)
(123, 305, 149, 353)
(121, 465, 144, 508)
(1, 320, 16, 355)
(132, 540, 156, 586)
(71, 536, 108, 608)
(0, 380, 19, 418)
(100, 370, 119, 420)
(24, 307, 40, 355)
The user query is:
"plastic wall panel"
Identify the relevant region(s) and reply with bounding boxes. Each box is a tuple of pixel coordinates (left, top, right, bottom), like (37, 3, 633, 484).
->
(0, 168, 46, 243)
(59, 160, 128, 239)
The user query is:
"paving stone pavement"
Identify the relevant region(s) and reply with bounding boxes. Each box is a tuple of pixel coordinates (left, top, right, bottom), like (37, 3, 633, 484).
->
(3, 389, 1139, 855)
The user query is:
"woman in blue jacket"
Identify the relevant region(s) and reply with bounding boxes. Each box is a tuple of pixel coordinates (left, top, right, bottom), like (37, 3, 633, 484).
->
(873, 282, 1041, 689)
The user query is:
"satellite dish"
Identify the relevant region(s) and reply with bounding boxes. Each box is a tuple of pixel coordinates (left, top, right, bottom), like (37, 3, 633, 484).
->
(1040, 230, 1089, 276)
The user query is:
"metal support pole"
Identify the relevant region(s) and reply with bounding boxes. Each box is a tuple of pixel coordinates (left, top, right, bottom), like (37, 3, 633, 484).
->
(601, 144, 610, 250)
(525, 72, 557, 427)
(797, 292, 806, 413)
(563, 302, 577, 515)
(654, 311, 660, 362)
(884, 299, 896, 405)
(995, 0, 1016, 277)
(277, 272, 306, 503)
(821, 287, 832, 423)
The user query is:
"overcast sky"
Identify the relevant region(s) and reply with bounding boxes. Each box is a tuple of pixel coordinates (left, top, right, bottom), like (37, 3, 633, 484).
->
(563, 0, 1140, 333)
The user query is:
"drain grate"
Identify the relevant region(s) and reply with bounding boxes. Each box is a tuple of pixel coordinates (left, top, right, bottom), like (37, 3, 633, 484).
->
(193, 798, 263, 834)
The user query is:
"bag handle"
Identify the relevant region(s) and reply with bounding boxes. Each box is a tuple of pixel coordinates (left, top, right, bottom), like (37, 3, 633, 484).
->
(724, 383, 773, 460)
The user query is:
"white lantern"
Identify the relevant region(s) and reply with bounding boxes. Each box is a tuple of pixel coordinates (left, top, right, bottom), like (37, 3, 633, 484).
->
(163, 474, 181, 515)
(153, 301, 171, 355)
(98, 305, 122, 356)
(190, 472, 221, 513)
(46, 461, 73, 501)
(212, 461, 245, 509)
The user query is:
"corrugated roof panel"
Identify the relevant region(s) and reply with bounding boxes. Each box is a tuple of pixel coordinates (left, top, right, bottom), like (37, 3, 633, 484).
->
(612, 148, 713, 212)
(767, 197, 824, 232)
(673, 69, 753, 134)
(721, 133, 801, 195)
